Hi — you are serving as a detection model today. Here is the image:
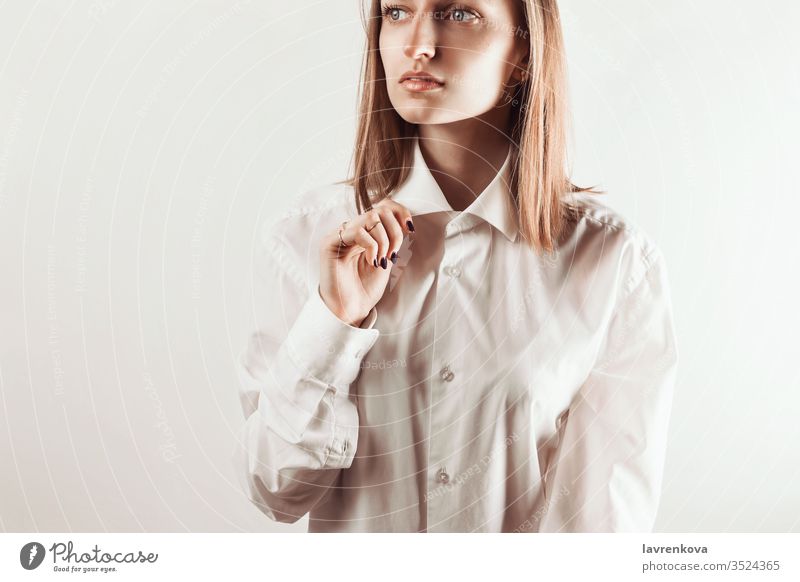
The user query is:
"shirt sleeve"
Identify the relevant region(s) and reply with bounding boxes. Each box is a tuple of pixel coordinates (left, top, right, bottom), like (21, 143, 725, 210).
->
(232, 221, 380, 524)
(537, 249, 679, 532)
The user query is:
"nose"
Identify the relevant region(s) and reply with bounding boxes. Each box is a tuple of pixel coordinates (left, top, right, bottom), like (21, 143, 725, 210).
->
(403, 12, 436, 61)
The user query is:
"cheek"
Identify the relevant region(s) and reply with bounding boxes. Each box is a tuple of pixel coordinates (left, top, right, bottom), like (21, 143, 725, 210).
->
(445, 32, 516, 81)
(378, 28, 398, 71)
(449, 50, 515, 102)
(477, 37, 518, 80)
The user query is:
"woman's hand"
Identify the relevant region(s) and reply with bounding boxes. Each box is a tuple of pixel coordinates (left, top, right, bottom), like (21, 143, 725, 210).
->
(319, 199, 415, 327)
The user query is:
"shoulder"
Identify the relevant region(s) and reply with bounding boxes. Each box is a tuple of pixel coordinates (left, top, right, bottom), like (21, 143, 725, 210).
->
(260, 180, 356, 241)
(559, 191, 666, 298)
(255, 181, 357, 285)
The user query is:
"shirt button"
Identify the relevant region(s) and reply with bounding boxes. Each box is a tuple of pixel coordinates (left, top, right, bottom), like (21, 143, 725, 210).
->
(440, 366, 454, 382)
(443, 265, 462, 278)
(436, 468, 450, 484)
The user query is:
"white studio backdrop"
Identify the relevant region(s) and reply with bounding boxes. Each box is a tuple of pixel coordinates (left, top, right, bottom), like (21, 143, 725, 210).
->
(0, 0, 798, 532)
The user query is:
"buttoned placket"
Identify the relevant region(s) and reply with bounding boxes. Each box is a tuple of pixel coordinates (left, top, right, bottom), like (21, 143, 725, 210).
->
(425, 216, 471, 532)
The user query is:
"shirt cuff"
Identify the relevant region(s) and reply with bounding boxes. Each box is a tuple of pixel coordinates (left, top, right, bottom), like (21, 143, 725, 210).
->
(284, 285, 380, 392)
(324, 390, 360, 468)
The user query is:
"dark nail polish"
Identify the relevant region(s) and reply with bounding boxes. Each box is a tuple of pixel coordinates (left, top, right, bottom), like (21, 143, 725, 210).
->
(390, 251, 398, 264)
(373, 258, 378, 267)
(380, 256, 387, 269)
(406, 220, 415, 232)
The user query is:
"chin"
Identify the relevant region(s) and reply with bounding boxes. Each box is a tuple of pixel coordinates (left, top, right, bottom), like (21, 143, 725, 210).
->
(393, 104, 467, 126)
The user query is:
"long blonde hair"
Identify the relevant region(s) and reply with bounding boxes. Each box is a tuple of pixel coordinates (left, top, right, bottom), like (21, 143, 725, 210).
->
(339, 0, 603, 254)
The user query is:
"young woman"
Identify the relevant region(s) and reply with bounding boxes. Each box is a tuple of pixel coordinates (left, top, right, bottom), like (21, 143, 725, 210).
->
(235, 0, 678, 532)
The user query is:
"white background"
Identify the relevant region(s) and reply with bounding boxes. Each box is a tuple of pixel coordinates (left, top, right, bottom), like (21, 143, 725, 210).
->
(0, 0, 798, 532)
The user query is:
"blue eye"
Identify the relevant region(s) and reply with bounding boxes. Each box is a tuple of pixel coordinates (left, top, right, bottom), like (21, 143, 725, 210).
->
(381, 4, 480, 23)
(382, 5, 409, 21)
(448, 8, 478, 22)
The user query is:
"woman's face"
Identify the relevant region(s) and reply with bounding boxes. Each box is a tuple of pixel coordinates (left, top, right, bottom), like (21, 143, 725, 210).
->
(378, 0, 529, 125)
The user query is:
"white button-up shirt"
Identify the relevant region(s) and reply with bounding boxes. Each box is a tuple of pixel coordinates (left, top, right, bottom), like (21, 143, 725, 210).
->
(234, 135, 679, 532)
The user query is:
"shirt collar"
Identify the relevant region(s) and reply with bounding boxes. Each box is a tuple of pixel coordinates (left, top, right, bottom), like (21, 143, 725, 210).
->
(388, 135, 519, 242)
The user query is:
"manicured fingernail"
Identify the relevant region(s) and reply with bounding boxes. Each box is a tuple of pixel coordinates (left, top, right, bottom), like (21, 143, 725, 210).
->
(390, 251, 397, 264)
(406, 220, 415, 232)
(373, 258, 378, 267)
(380, 256, 388, 269)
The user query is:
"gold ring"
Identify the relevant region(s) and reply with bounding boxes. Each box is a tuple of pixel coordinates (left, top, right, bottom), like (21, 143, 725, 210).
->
(338, 220, 352, 247)
(366, 221, 381, 232)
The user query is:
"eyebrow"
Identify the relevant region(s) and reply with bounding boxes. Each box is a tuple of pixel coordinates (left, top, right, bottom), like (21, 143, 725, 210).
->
(384, 0, 493, 7)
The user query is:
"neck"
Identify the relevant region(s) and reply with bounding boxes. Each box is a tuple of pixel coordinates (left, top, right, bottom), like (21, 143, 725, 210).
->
(416, 105, 514, 212)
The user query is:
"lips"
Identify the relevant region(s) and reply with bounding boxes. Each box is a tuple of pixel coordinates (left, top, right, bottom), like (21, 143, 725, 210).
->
(399, 70, 444, 84)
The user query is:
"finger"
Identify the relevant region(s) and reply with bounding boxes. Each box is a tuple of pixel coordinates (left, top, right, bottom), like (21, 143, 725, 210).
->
(377, 207, 404, 264)
(352, 227, 379, 266)
(356, 209, 386, 266)
(333, 221, 357, 251)
(336, 217, 370, 251)
(366, 219, 390, 269)
(377, 199, 415, 234)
